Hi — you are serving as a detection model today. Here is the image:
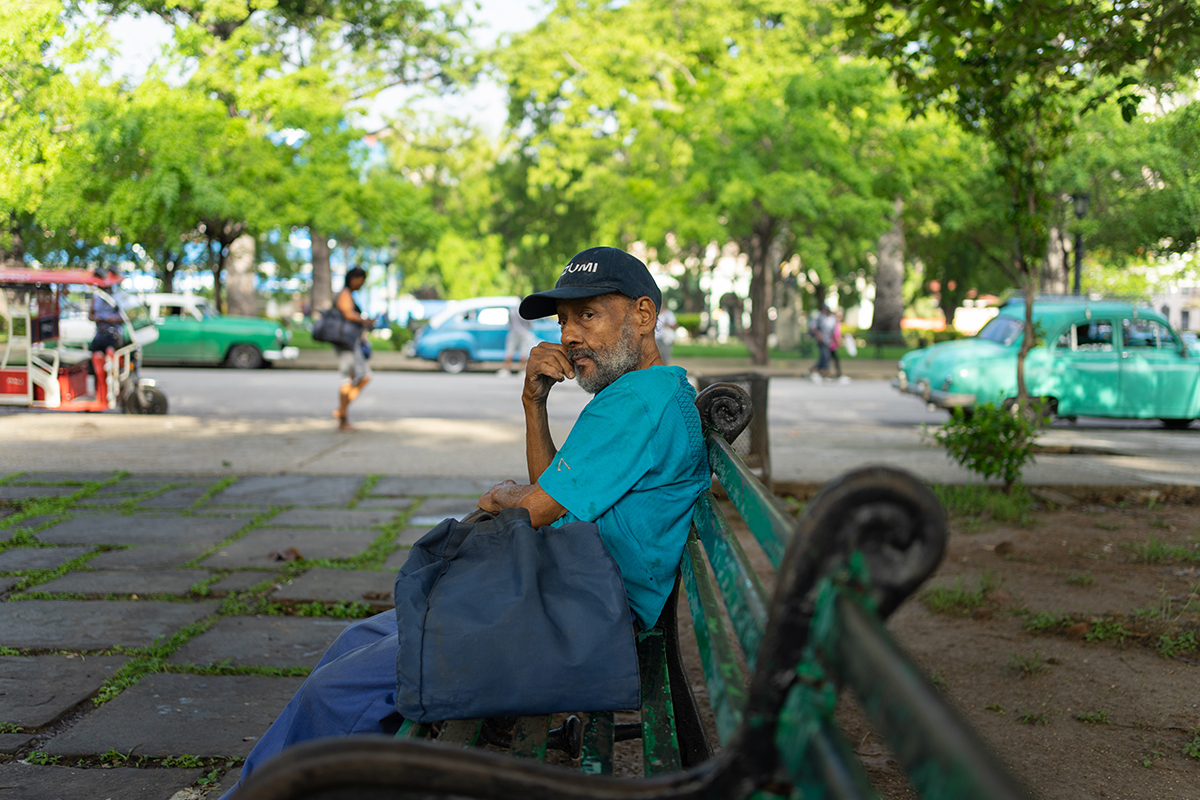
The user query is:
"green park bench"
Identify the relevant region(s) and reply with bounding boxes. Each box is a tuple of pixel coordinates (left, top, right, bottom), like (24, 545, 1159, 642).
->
(237, 383, 1031, 800)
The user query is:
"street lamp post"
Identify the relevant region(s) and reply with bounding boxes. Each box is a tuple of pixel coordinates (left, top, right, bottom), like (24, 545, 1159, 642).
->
(1072, 193, 1090, 296)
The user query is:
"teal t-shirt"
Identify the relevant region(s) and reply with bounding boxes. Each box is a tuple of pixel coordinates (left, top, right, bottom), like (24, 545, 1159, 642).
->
(538, 366, 710, 628)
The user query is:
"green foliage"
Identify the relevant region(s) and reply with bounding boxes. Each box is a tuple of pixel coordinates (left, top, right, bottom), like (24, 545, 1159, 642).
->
(1008, 651, 1048, 678)
(1126, 538, 1200, 564)
(25, 751, 59, 765)
(0, 722, 21, 733)
(1022, 611, 1070, 634)
(1085, 619, 1132, 644)
(0, 647, 19, 656)
(162, 754, 203, 768)
(931, 403, 1041, 491)
(931, 484, 1034, 525)
(1015, 709, 1050, 726)
(288, 600, 373, 619)
(921, 572, 1000, 616)
(1156, 632, 1199, 658)
(1184, 730, 1200, 761)
(1067, 571, 1096, 587)
(675, 314, 703, 338)
(388, 324, 414, 350)
(1075, 710, 1110, 725)
(984, 703, 1005, 714)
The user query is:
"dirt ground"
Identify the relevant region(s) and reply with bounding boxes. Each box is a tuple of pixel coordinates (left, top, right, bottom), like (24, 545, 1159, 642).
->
(709, 490, 1200, 799)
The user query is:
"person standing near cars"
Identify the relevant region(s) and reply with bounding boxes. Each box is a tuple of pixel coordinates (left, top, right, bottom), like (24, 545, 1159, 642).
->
(333, 268, 373, 431)
(807, 304, 837, 382)
(499, 301, 538, 377)
(88, 267, 125, 352)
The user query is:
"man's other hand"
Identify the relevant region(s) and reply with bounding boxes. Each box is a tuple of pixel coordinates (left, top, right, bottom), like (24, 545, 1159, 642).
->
(523, 342, 575, 405)
(477, 481, 566, 527)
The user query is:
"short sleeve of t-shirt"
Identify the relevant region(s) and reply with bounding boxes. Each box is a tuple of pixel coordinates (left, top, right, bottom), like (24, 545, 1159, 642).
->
(538, 382, 662, 522)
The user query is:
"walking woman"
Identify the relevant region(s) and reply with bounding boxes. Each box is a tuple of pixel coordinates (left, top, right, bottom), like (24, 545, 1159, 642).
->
(333, 268, 373, 431)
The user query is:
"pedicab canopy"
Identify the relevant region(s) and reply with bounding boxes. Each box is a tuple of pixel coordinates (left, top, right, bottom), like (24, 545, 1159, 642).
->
(0, 267, 124, 288)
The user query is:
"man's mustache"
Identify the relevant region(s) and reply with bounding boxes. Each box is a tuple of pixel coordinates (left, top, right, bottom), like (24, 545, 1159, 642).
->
(568, 348, 597, 363)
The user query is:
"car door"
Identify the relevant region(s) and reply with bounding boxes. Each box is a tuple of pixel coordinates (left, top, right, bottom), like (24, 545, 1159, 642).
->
(1051, 318, 1120, 417)
(474, 306, 511, 361)
(145, 300, 201, 361)
(1119, 318, 1194, 419)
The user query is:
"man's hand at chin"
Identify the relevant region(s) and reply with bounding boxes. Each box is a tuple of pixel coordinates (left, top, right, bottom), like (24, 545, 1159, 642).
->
(522, 342, 575, 405)
(476, 481, 566, 528)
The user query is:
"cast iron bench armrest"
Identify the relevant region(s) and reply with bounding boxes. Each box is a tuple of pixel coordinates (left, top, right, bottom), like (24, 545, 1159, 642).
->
(237, 383, 1033, 800)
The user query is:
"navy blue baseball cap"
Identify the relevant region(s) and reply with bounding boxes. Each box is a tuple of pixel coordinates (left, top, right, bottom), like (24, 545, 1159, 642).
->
(519, 247, 662, 320)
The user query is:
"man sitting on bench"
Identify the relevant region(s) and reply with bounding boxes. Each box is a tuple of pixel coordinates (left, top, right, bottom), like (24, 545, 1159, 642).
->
(220, 246, 710, 798)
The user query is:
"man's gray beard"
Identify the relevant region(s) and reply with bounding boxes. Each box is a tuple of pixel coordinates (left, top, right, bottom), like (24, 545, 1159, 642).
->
(572, 318, 641, 395)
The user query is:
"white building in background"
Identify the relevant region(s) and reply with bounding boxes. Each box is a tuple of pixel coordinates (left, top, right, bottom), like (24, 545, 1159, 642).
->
(1153, 278, 1200, 332)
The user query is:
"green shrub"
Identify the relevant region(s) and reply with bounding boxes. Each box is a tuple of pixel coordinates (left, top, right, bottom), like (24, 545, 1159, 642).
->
(388, 324, 414, 350)
(675, 313, 703, 338)
(931, 484, 1034, 524)
(931, 402, 1042, 491)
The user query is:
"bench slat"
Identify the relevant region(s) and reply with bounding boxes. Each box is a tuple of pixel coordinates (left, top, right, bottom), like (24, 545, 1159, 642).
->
(827, 595, 1031, 800)
(691, 492, 770, 669)
(510, 716, 550, 761)
(438, 719, 483, 749)
(707, 434, 792, 568)
(680, 533, 748, 745)
(635, 629, 682, 776)
(579, 711, 614, 776)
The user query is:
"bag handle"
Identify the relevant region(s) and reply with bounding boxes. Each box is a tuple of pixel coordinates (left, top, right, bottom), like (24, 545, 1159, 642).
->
(433, 507, 530, 561)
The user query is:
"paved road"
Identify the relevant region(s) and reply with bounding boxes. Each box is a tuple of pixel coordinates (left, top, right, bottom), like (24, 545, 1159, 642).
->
(3, 368, 1198, 485)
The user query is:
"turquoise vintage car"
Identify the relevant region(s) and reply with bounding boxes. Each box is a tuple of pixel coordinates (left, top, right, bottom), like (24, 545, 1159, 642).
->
(894, 298, 1200, 428)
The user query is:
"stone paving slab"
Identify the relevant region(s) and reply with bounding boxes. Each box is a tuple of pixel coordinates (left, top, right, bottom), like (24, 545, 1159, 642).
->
(210, 475, 364, 507)
(0, 600, 219, 650)
(271, 568, 396, 607)
(395, 527, 431, 546)
(0, 577, 17, 594)
(200, 527, 379, 568)
(139, 484, 216, 509)
(2, 514, 63, 532)
(8, 472, 116, 484)
(37, 514, 251, 547)
(0, 765, 202, 799)
(370, 476, 498, 496)
(0, 546, 91, 572)
(76, 496, 132, 507)
(43, 673, 306, 758)
(91, 481, 173, 497)
(354, 497, 414, 510)
(412, 496, 482, 518)
(0, 733, 33, 754)
(0, 655, 127, 727)
(382, 548, 410, 571)
(0, 485, 77, 501)
(169, 615, 351, 667)
(37, 569, 208, 597)
(210, 571, 274, 595)
(270, 508, 400, 528)
(86, 544, 209, 570)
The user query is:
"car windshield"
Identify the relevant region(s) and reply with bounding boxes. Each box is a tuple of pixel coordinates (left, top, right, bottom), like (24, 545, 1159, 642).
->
(197, 302, 219, 318)
(976, 316, 1023, 346)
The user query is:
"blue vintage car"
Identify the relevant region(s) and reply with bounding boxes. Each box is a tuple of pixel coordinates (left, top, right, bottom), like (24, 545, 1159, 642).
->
(894, 298, 1200, 428)
(412, 297, 560, 373)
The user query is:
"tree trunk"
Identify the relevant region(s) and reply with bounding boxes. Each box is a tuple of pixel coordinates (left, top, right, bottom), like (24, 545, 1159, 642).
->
(744, 223, 779, 366)
(210, 241, 227, 315)
(1040, 226, 1069, 294)
(226, 234, 258, 317)
(871, 197, 905, 333)
(310, 227, 333, 314)
(0, 212, 25, 267)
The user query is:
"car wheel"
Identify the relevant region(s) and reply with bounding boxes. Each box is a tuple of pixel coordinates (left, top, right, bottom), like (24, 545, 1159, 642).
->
(1161, 418, 1194, 430)
(437, 349, 469, 373)
(226, 344, 264, 369)
(125, 386, 169, 415)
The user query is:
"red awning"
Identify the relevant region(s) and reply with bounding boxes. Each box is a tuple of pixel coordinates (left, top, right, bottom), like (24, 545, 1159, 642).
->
(0, 267, 123, 288)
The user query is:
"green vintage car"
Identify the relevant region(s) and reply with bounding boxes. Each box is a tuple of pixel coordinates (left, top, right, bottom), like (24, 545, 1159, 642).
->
(139, 293, 298, 369)
(894, 298, 1200, 428)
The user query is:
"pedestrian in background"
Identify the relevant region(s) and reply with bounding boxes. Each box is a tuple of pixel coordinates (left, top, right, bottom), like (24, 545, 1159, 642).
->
(88, 267, 125, 353)
(333, 267, 373, 431)
(499, 301, 538, 377)
(655, 306, 679, 364)
(807, 305, 836, 382)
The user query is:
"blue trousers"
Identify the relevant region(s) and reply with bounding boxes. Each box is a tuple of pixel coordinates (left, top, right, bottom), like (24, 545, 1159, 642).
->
(219, 612, 403, 799)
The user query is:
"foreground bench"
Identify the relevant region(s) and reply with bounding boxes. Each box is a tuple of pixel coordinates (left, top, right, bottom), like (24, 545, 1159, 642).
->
(238, 383, 1031, 800)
